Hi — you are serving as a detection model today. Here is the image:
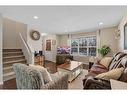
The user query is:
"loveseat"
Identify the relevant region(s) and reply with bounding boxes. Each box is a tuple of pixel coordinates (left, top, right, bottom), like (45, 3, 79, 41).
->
(83, 52, 127, 89)
(13, 63, 68, 89)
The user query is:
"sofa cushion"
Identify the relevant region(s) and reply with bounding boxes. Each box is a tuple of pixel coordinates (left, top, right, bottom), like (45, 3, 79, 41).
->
(109, 53, 127, 70)
(100, 57, 112, 69)
(30, 65, 52, 84)
(120, 56, 127, 68)
(95, 67, 124, 80)
(90, 62, 108, 75)
(119, 68, 127, 82)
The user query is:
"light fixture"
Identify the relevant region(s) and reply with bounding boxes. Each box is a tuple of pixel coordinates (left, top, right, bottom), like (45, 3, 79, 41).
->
(41, 33, 47, 36)
(98, 22, 103, 26)
(33, 16, 39, 19)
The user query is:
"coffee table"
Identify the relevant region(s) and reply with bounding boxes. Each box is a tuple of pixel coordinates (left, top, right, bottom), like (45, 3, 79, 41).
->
(57, 61, 83, 82)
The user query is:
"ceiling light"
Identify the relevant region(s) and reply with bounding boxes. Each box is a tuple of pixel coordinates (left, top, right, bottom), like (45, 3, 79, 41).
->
(33, 16, 39, 19)
(98, 22, 103, 26)
(41, 33, 47, 36)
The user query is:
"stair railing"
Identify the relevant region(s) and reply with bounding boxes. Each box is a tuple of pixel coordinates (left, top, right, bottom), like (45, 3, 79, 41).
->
(19, 33, 34, 65)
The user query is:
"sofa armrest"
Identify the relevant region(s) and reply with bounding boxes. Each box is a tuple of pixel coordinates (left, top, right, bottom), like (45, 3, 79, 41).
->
(83, 76, 111, 89)
(41, 73, 68, 89)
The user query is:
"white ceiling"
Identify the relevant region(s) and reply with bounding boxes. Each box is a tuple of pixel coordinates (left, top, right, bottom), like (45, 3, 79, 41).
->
(0, 6, 127, 34)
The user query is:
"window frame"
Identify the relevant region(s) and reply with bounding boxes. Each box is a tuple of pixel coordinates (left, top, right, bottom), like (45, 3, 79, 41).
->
(70, 35, 97, 56)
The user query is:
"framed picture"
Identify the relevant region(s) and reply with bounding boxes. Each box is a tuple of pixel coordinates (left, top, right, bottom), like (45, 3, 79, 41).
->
(124, 23, 127, 49)
(46, 39, 51, 51)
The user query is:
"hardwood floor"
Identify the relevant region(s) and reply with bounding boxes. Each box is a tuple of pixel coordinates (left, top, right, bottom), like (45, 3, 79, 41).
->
(1, 61, 88, 89)
(3, 78, 16, 89)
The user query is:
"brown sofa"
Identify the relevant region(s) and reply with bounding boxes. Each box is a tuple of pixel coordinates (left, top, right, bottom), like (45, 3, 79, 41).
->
(83, 52, 127, 89)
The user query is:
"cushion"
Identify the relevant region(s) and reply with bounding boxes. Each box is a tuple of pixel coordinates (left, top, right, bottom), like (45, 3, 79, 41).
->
(30, 65, 52, 84)
(95, 67, 124, 80)
(119, 68, 127, 82)
(100, 57, 113, 68)
(109, 53, 127, 70)
(90, 63, 108, 74)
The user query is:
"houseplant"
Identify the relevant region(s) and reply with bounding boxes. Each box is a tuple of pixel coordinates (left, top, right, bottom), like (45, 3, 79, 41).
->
(98, 45, 111, 57)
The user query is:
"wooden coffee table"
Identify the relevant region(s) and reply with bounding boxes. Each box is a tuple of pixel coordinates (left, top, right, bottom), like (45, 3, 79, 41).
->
(57, 61, 83, 82)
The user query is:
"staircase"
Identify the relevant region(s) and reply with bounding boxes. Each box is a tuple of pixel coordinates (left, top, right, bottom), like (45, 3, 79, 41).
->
(3, 49, 27, 82)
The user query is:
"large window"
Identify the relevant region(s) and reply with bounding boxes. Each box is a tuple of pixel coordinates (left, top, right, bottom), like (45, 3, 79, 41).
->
(71, 36, 96, 56)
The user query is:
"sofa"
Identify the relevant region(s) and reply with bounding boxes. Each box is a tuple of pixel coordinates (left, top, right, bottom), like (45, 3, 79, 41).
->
(83, 52, 127, 89)
(13, 63, 68, 89)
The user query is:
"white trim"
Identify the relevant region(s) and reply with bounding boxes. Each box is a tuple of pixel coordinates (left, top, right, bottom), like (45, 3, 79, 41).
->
(0, 14, 3, 85)
(71, 35, 96, 39)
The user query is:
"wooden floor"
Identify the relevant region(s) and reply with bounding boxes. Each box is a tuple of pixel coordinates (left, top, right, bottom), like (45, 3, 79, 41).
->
(0, 61, 88, 89)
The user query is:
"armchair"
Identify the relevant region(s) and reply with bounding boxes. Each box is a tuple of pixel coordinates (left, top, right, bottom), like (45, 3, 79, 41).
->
(13, 63, 68, 89)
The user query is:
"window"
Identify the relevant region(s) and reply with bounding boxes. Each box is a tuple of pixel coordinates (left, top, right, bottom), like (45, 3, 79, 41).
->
(71, 39, 79, 54)
(71, 36, 96, 56)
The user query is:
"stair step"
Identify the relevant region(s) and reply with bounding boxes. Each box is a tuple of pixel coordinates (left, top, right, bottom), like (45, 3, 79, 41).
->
(3, 52, 22, 54)
(3, 55, 25, 62)
(4, 72, 15, 77)
(3, 49, 22, 52)
(4, 59, 26, 64)
(3, 59, 26, 67)
(3, 66, 13, 74)
(3, 55, 24, 59)
(3, 72, 15, 82)
(3, 49, 26, 81)
(3, 52, 23, 57)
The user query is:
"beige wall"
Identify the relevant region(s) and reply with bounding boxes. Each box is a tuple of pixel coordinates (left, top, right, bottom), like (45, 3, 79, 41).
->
(118, 15, 127, 52)
(0, 14, 3, 84)
(100, 26, 118, 56)
(58, 34, 69, 46)
(3, 18, 27, 49)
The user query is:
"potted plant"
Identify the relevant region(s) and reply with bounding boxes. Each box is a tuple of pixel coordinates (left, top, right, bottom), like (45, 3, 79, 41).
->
(98, 45, 111, 57)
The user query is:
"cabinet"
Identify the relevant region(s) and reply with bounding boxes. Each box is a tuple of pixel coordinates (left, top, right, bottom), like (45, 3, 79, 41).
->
(34, 55, 45, 66)
(56, 54, 73, 66)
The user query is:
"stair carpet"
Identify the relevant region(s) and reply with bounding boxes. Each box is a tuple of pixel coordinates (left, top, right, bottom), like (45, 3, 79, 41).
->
(3, 49, 27, 82)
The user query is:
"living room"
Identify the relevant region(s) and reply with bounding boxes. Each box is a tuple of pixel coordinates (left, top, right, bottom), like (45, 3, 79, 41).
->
(0, 5, 127, 91)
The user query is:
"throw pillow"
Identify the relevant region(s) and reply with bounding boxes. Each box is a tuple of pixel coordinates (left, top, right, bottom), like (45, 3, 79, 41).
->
(100, 57, 113, 68)
(30, 65, 52, 84)
(95, 67, 124, 80)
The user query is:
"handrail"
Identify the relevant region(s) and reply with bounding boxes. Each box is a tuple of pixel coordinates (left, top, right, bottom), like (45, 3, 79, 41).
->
(19, 33, 34, 65)
(19, 33, 31, 53)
